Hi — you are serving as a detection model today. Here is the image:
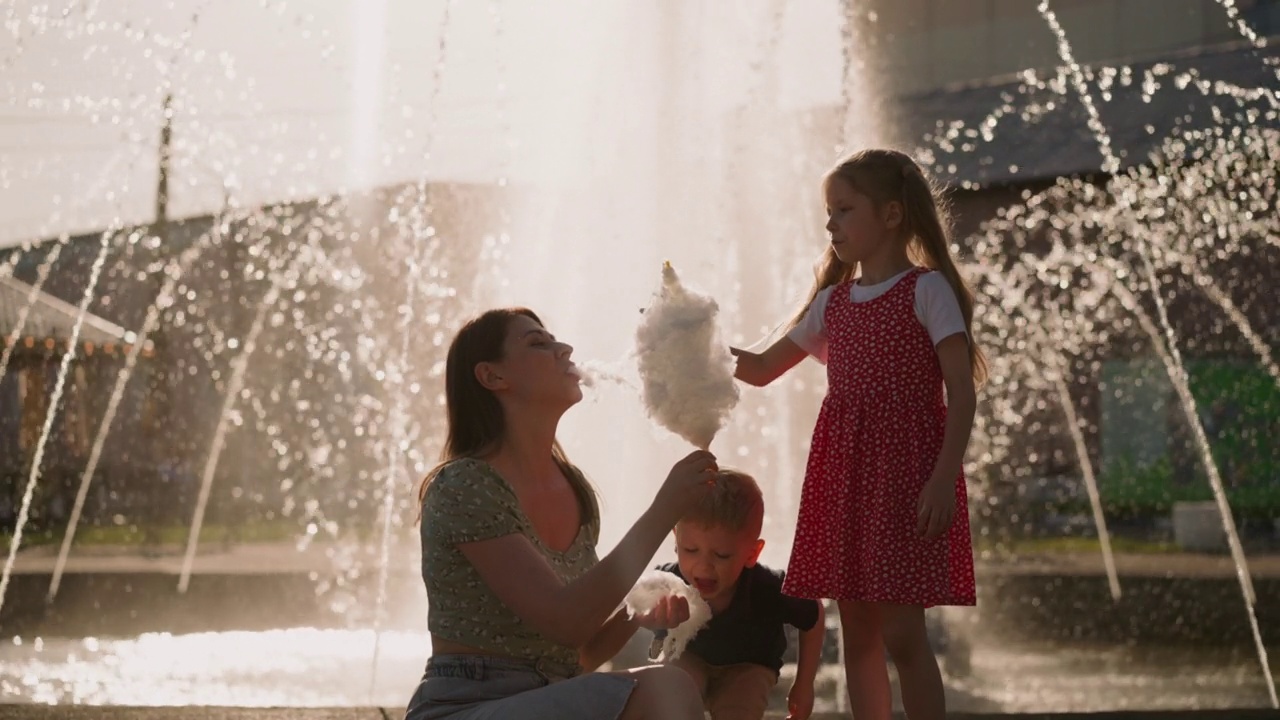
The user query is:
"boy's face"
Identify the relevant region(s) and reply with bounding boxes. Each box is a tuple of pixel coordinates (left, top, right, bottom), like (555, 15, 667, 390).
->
(673, 521, 765, 611)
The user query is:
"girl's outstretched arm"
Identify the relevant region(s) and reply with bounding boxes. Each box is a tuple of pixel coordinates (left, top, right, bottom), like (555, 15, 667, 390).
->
(918, 332, 977, 539)
(730, 337, 807, 387)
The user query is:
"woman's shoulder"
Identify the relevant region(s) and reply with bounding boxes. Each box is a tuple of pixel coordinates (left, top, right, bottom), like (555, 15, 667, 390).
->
(433, 456, 494, 481)
(425, 458, 515, 504)
(421, 459, 527, 543)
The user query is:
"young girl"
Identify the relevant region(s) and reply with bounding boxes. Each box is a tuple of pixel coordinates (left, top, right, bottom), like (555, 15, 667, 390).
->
(731, 149, 986, 720)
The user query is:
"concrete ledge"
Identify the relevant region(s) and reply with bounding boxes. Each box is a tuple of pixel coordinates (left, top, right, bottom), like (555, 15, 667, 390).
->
(1172, 501, 1229, 552)
(10, 543, 1279, 644)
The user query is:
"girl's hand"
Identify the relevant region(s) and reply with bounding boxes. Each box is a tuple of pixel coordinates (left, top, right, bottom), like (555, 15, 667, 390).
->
(653, 450, 718, 522)
(786, 679, 815, 720)
(917, 474, 957, 539)
(632, 594, 691, 631)
(727, 339, 806, 387)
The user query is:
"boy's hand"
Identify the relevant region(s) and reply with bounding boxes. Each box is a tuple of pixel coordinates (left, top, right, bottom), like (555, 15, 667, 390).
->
(786, 680, 815, 720)
(632, 594, 691, 631)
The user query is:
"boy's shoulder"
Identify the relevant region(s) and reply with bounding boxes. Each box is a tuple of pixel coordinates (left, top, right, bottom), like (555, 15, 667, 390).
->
(745, 562, 789, 594)
(749, 564, 821, 614)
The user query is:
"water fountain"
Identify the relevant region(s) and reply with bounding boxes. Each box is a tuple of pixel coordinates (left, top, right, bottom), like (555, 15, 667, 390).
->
(0, 0, 1276, 711)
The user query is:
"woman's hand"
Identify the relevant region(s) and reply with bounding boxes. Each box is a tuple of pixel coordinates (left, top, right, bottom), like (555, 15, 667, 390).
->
(652, 450, 718, 523)
(631, 594, 692, 631)
(917, 472, 957, 539)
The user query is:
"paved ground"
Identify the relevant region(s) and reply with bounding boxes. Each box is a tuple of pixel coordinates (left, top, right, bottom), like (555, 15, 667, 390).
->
(12, 539, 1279, 579)
(0, 708, 1277, 720)
(4, 542, 1275, 713)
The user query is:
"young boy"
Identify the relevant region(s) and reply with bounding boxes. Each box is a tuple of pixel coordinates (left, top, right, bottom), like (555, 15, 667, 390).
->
(653, 469, 825, 720)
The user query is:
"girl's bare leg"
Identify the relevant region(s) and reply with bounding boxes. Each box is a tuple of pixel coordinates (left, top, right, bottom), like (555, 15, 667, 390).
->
(838, 600, 892, 720)
(880, 603, 945, 720)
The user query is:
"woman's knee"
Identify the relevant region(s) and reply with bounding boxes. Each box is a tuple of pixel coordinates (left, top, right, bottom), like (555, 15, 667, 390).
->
(617, 664, 704, 720)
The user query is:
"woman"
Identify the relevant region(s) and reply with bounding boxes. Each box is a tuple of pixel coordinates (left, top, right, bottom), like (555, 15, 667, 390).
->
(406, 307, 716, 720)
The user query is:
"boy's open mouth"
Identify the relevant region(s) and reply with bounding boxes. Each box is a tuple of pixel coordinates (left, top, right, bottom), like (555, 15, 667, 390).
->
(692, 578, 718, 595)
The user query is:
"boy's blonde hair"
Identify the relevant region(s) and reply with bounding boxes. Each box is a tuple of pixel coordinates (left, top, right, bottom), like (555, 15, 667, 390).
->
(682, 468, 765, 539)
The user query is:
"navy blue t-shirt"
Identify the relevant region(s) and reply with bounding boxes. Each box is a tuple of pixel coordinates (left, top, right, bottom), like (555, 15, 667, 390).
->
(654, 562, 820, 673)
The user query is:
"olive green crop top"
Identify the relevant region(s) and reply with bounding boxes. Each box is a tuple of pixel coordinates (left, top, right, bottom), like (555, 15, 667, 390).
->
(419, 458, 599, 670)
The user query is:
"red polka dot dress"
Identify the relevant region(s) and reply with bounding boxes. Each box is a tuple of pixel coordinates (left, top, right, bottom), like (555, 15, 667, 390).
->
(783, 267, 976, 606)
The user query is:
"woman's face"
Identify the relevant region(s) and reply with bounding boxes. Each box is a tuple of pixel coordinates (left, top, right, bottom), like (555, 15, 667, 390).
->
(486, 313, 583, 409)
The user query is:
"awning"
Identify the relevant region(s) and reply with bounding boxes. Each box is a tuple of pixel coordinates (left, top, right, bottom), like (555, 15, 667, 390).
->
(0, 274, 151, 357)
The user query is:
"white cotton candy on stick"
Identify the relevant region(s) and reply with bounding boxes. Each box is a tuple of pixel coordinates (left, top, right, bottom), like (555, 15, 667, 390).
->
(624, 570, 712, 662)
(635, 262, 739, 450)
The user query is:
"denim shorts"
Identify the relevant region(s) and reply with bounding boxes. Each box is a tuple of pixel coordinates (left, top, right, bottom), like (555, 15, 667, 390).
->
(404, 654, 636, 720)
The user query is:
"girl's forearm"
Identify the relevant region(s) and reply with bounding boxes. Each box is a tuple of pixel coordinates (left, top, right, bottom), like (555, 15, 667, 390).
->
(932, 394, 975, 481)
(732, 338, 806, 387)
(733, 350, 769, 386)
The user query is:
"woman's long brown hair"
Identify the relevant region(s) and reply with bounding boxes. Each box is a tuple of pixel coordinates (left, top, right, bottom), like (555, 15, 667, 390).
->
(416, 308, 596, 522)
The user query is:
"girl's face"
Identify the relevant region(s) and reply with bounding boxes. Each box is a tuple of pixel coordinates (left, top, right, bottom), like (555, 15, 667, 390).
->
(482, 314, 583, 408)
(824, 175, 900, 267)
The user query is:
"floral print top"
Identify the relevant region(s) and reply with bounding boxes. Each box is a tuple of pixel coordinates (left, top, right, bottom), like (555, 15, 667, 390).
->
(419, 458, 600, 670)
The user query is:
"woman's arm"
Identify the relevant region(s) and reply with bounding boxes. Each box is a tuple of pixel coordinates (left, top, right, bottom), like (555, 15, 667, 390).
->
(578, 609, 639, 671)
(731, 337, 807, 387)
(578, 594, 691, 670)
(457, 451, 714, 650)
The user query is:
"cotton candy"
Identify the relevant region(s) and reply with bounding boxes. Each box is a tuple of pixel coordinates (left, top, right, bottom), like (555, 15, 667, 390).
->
(635, 262, 739, 449)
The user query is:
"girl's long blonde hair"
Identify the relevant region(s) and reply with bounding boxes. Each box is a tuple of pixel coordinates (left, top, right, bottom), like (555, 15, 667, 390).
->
(794, 148, 987, 385)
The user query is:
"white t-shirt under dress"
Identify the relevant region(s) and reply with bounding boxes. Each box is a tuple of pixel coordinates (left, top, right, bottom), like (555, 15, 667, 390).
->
(787, 267, 966, 364)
